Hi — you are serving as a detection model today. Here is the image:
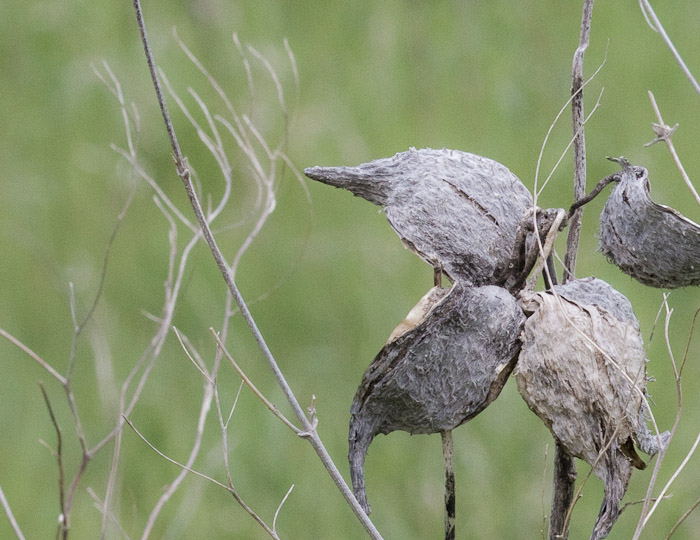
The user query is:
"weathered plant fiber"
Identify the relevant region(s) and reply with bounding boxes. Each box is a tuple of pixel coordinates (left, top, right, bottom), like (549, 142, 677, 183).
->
(349, 282, 525, 514)
(304, 148, 533, 286)
(515, 277, 668, 540)
(599, 159, 700, 288)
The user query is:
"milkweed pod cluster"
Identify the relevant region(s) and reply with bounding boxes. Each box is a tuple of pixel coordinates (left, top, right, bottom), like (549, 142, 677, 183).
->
(515, 277, 669, 540)
(349, 282, 526, 514)
(598, 158, 700, 288)
(307, 148, 671, 538)
(308, 148, 565, 517)
(305, 148, 533, 285)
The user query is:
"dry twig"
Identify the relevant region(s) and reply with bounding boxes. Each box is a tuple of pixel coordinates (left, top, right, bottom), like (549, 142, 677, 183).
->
(638, 0, 700, 95)
(644, 91, 700, 206)
(131, 1, 382, 537)
(0, 484, 26, 540)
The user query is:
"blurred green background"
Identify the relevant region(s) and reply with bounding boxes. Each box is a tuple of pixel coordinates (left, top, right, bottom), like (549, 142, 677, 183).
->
(1, 1, 700, 539)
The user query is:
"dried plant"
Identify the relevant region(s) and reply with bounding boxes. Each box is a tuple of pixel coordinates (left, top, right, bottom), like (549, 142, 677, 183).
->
(598, 158, 700, 288)
(305, 148, 533, 286)
(348, 282, 525, 514)
(516, 277, 669, 540)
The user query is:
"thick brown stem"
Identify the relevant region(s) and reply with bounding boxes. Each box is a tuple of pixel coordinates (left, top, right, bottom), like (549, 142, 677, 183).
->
(564, 0, 594, 282)
(549, 442, 577, 540)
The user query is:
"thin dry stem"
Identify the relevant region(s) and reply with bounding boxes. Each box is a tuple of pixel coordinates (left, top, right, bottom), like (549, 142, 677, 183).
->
(0, 328, 67, 385)
(131, 3, 382, 537)
(123, 415, 281, 539)
(273, 484, 295, 534)
(39, 383, 67, 539)
(173, 327, 212, 382)
(210, 329, 300, 434)
(140, 376, 214, 539)
(644, 91, 700, 206)
(664, 495, 700, 539)
(634, 300, 698, 538)
(87, 488, 132, 540)
(533, 52, 607, 200)
(639, 0, 700, 94)
(0, 485, 26, 540)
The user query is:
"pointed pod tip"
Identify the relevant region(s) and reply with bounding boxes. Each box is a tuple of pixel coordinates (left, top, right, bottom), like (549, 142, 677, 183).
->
(303, 166, 324, 180)
(605, 155, 631, 169)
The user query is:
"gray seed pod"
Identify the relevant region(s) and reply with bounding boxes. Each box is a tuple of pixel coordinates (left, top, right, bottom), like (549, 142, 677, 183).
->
(599, 159, 700, 288)
(349, 282, 525, 514)
(515, 277, 668, 540)
(305, 148, 533, 286)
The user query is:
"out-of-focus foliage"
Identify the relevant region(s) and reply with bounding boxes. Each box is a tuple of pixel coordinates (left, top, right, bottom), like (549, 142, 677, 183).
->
(1, 1, 699, 539)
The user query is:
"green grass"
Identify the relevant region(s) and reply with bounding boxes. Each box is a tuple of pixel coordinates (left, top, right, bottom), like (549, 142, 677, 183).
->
(1, 1, 700, 539)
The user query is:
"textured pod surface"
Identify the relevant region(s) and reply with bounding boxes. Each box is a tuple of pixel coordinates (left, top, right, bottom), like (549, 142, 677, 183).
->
(305, 148, 533, 285)
(515, 277, 666, 540)
(349, 282, 525, 513)
(599, 162, 700, 288)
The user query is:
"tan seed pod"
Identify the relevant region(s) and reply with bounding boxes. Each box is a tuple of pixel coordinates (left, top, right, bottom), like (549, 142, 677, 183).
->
(515, 277, 668, 540)
(305, 148, 533, 286)
(599, 158, 700, 288)
(349, 282, 525, 514)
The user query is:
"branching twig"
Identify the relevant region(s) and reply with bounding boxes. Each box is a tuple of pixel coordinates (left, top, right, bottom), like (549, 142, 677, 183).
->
(139, 350, 214, 539)
(39, 383, 67, 540)
(644, 91, 700, 206)
(131, 2, 382, 537)
(123, 415, 282, 539)
(633, 300, 700, 539)
(210, 329, 300, 434)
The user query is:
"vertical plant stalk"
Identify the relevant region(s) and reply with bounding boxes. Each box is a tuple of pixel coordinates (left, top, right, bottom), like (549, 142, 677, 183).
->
(551, 1, 594, 538)
(442, 431, 456, 540)
(549, 443, 577, 540)
(563, 0, 593, 282)
(130, 2, 382, 538)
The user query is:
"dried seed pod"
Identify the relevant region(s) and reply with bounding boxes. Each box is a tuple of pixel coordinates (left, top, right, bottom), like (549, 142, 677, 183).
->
(515, 277, 668, 540)
(496, 206, 567, 293)
(349, 282, 525, 513)
(305, 148, 533, 286)
(599, 158, 700, 288)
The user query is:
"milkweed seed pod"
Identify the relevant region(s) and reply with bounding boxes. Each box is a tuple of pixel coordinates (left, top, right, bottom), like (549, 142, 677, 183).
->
(349, 282, 526, 514)
(304, 148, 533, 286)
(515, 277, 669, 540)
(496, 206, 567, 293)
(599, 158, 700, 288)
